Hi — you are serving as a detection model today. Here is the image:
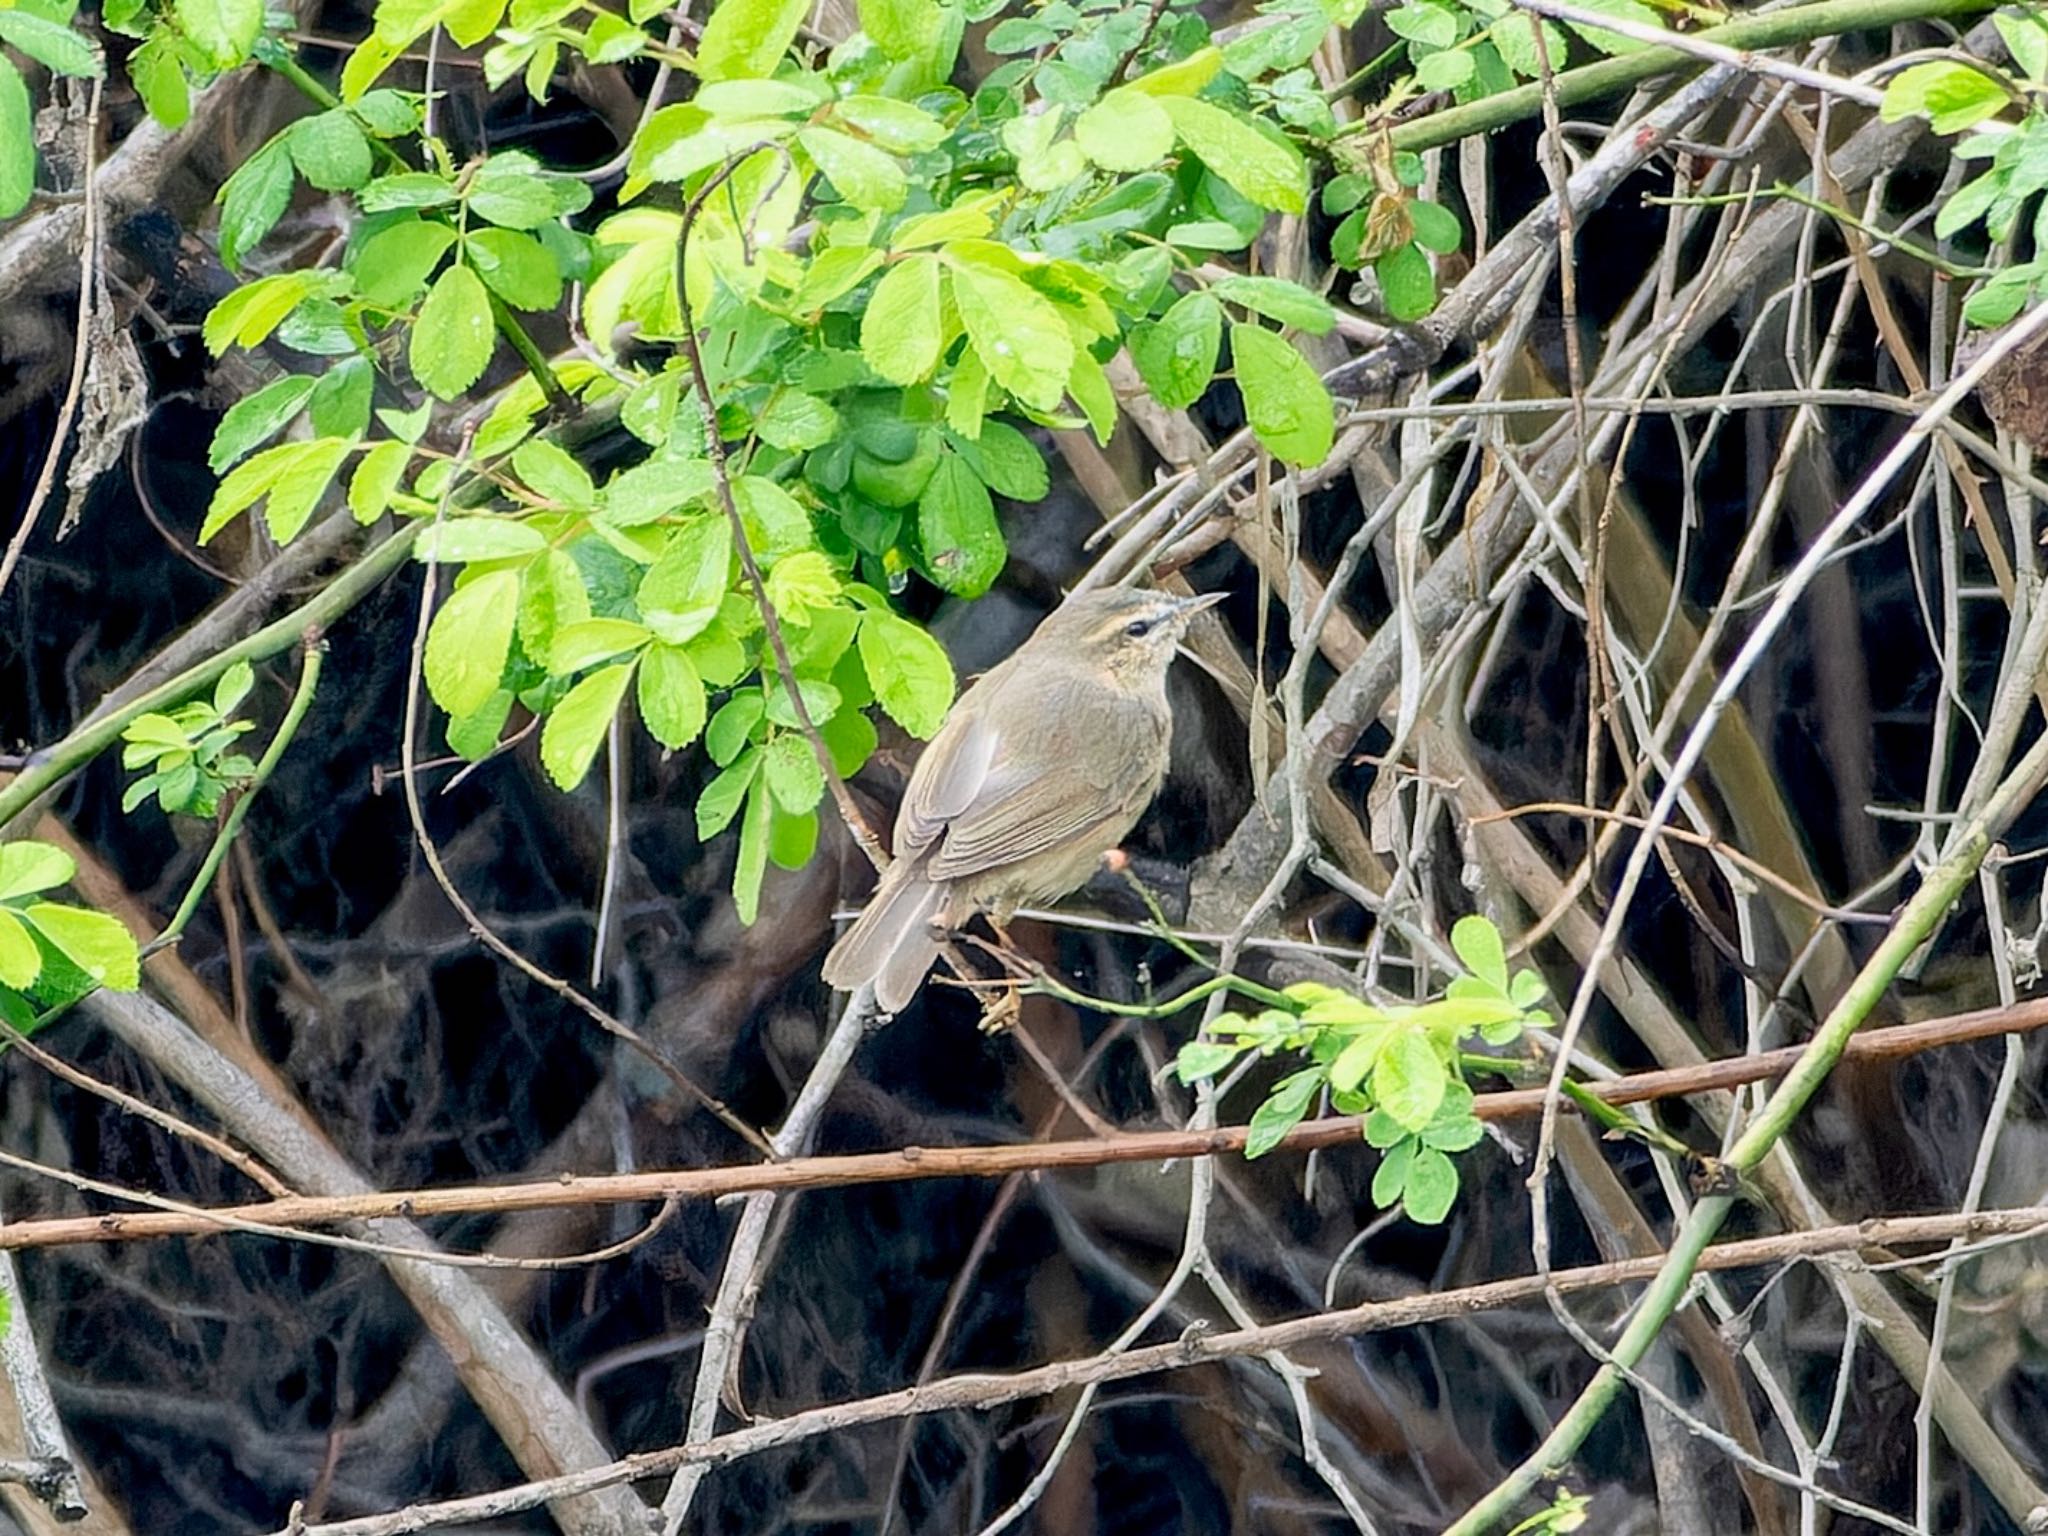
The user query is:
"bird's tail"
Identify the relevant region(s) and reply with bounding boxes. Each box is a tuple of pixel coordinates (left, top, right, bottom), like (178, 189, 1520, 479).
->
(821, 861, 947, 1014)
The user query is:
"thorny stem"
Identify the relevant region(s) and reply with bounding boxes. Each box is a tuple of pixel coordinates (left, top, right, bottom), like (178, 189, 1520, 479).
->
(1442, 724, 2048, 1536)
(673, 154, 887, 872)
(1379, 0, 1996, 152)
(1646, 181, 1992, 279)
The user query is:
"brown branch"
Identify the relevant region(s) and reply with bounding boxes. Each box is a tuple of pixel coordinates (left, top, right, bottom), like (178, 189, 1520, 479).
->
(0, 73, 101, 606)
(8, 997, 2045, 1254)
(277, 1201, 2048, 1536)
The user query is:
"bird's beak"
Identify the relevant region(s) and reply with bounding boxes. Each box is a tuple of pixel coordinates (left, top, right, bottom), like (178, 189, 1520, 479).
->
(1172, 591, 1227, 619)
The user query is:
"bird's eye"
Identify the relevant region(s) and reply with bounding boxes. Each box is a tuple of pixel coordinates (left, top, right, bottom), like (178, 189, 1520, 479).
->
(1125, 618, 1153, 638)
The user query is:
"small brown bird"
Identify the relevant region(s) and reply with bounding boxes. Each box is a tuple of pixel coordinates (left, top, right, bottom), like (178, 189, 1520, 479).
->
(822, 586, 1224, 1012)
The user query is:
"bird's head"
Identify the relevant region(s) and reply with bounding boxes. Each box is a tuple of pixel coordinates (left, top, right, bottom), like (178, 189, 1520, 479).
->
(1039, 587, 1226, 688)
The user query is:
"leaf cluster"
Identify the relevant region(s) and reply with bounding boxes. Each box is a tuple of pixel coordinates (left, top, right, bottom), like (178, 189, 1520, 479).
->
(118, 659, 261, 817)
(0, 843, 141, 1030)
(1175, 916, 1551, 1225)
(1882, 15, 2048, 325)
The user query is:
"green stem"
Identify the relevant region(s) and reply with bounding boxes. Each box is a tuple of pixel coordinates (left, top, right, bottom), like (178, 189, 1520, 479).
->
(0, 524, 420, 836)
(1442, 725, 2048, 1535)
(488, 291, 571, 410)
(144, 640, 325, 956)
(1024, 969, 1292, 1019)
(1647, 181, 1990, 278)
(1381, 0, 1995, 152)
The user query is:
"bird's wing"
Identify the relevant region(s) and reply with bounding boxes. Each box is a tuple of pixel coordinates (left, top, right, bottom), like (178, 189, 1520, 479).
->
(896, 673, 1165, 882)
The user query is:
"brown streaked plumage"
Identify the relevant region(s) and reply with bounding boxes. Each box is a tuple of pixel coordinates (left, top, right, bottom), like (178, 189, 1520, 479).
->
(821, 587, 1223, 1013)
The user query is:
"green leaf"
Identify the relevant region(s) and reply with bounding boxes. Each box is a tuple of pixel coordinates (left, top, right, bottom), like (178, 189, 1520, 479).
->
(761, 732, 825, 813)
(424, 568, 520, 718)
(540, 662, 634, 789)
(1880, 61, 2012, 135)
(800, 125, 906, 212)
(208, 374, 317, 472)
(858, 608, 953, 738)
(1375, 241, 1436, 321)
(414, 517, 548, 563)
(1075, 85, 1174, 173)
(0, 58, 34, 219)
(260, 436, 351, 542)
(203, 271, 333, 355)
(861, 254, 944, 385)
(1211, 274, 1334, 335)
(0, 842, 75, 902)
(307, 356, 373, 439)
(1401, 1147, 1459, 1223)
(698, 0, 806, 81)
(511, 439, 596, 507)
(1229, 323, 1333, 467)
(446, 689, 513, 761)
(1415, 49, 1474, 91)
(0, 11, 99, 76)
(411, 265, 496, 400)
(467, 152, 591, 227)
(1370, 1137, 1412, 1206)
(950, 419, 1047, 500)
(550, 617, 650, 673)
(1489, 15, 1565, 78)
(765, 549, 840, 621)
(859, 0, 939, 57)
(763, 676, 840, 729)
(696, 749, 760, 835)
(790, 246, 884, 311)
(1374, 1030, 1447, 1133)
(352, 218, 459, 306)
(705, 695, 764, 766)
(732, 776, 773, 922)
(768, 806, 819, 870)
(637, 642, 707, 749)
(833, 94, 948, 153)
(289, 111, 374, 192)
(1245, 1068, 1322, 1157)
(1160, 96, 1306, 215)
(1126, 42, 1221, 97)
(466, 228, 563, 310)
(733, 476, 812, 560)
(444, 0, 506, 46)
(1936, 167, 2003, 240)
(604, 457, 716, 524)
(0, 911, 39, 990)
(1450, 914, 1509, 990)
(918, 454, 1004, 597)
(129, 33, 190, 128)
(1129, 291, 1221, 410)
(1174, 1039, 1240, 1083)
(1998, 10, 2048, 84)
(1387, 2, 1457, 46)
(1407, 199, 1462, 255)
(1966, 267, 2038, 328)
(1002, 110, 1087, 193)
(1421, 1112, 1485, 1153)
(756, 392, 839, 451)
(1067, 348, 1114, 444)
(1327, 1022, 1393, 1094)
(358, 171, 459, 211)
(23, 905, 139, 991)
(639, 516, 733, 644)
(349, 440, 411, 524)
(1556, 0, 1659, 53)
(949, 259, 1073, 413)
(213, 657, 254, 714)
